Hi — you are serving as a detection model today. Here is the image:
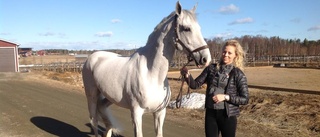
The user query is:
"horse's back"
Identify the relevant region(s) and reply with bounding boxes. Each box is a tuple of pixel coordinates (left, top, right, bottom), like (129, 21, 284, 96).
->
(84, 51, 121, 71)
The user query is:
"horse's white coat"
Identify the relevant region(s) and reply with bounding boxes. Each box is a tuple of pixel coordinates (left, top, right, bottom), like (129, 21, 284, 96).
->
(82, 2, 211, 137)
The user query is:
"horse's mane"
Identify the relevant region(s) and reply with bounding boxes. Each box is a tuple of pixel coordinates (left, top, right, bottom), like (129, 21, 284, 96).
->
(153, 12, 175, 31)
(135, 10, 197, 52)
(153, 10, 197, 31)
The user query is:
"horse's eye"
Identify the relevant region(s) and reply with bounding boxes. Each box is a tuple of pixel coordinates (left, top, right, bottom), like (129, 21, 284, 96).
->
(181, 26, 191, 32)
(184, 27, 191, 32)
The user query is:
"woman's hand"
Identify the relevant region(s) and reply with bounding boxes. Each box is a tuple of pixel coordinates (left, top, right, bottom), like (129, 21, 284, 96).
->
(180, 67, 189, 78)
(213, 94, 229, 103)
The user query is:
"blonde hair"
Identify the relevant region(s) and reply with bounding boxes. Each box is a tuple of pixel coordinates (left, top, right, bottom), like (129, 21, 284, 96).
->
(219, 40, 246, 71)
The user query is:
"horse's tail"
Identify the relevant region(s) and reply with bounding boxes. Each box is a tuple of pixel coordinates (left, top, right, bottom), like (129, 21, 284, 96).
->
(82, 57, 101, 137)
(97, 95, 123, 136)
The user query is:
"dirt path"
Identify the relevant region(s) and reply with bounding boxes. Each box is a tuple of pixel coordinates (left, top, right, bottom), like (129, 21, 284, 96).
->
(0, 72, 203, 137)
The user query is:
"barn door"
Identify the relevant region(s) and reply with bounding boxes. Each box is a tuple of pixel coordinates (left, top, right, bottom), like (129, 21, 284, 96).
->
(0, 48, 17, 72)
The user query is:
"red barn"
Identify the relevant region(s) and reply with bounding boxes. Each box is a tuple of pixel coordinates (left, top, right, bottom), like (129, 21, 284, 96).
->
(0, 39, 20, 72)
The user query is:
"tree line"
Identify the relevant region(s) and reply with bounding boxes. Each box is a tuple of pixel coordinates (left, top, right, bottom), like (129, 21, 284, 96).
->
(40, 35, 320, 62)
(206, 35, 320, 61)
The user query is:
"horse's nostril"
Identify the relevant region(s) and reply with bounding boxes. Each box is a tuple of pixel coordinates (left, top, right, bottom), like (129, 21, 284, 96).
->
(202, 57, 207, 64)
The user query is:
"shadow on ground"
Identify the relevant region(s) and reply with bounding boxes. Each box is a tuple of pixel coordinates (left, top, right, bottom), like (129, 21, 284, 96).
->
(30, 116, 124, 137)
(30, 116, 92, 137)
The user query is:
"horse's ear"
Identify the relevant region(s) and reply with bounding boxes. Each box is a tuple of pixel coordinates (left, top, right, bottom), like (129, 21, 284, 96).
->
(191, 2, 198, 13)
(175, 1, 182, 15)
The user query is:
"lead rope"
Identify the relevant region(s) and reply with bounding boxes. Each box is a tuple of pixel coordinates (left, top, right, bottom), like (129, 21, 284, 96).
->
(175, 59, 192, 109)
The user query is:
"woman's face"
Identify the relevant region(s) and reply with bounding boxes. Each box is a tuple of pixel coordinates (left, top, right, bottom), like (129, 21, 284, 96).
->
(222, 45, 237, 65)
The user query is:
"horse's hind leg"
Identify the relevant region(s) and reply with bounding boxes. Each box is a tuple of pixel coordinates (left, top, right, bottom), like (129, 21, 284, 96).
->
(153, 108, 166, 137)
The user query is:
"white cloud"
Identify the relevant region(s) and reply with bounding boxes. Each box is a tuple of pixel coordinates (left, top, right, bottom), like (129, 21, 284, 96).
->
(290, 18, 301, 23)
(111, 19, 121, 23)
(262, 22, 269, 26)
(112, 42, 138, 49)
(307, 25, 320, 31)
(38, 32, 67, 38)
(0, 32, 10, 35)
(24, 41, 107, 50)
(57, 33, 66, 38)
(95, 31, 113, 37)
(256, 29, 268, 33)
(229, 17, 254, 25)
(218, 4, 239, 14)
(214, 32, 233, 39)
(38, 32, 55, 36)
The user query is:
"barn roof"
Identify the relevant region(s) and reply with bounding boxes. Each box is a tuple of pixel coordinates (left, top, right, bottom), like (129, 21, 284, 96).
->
(0, 38, 20, 46)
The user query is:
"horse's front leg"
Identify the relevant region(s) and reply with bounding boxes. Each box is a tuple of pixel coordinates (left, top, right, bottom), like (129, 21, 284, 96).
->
(131, 108, 144, 137)
(153, 108, 166, 137)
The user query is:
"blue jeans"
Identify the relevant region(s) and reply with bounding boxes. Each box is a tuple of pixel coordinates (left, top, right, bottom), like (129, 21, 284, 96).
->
(205, 109, 237, 137)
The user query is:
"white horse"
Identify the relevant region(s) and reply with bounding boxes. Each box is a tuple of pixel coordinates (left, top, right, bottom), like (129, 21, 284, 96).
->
(82, 2, 211, 137)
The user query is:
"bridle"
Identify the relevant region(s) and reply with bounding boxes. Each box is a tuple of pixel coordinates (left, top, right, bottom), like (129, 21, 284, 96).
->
(173, 14, 208, 108)
(153, 14, 209, 111)
(173, 14, 208, 66)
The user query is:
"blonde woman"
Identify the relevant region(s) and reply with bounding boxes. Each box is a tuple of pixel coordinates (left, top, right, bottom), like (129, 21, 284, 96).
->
(181, 40, 249, 137)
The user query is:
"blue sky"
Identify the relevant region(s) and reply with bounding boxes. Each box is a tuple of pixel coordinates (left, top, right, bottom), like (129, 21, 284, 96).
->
(1, 0, 319, 50)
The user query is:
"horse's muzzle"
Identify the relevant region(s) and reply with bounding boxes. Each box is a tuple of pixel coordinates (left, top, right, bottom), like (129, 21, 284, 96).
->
(193, 47, 211, 67)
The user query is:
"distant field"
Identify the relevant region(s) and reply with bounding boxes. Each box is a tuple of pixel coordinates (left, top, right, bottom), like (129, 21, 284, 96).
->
(19, 55, 76, 65)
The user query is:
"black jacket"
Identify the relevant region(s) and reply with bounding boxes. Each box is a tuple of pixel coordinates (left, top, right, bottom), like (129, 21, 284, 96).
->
(187, 64, 249, 117)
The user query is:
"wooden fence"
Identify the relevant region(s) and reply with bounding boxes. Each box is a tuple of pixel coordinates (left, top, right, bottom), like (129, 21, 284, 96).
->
(20, 62, 85, 73)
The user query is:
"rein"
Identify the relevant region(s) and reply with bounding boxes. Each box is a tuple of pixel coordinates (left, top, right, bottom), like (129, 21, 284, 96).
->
(175, 60, 192, 108)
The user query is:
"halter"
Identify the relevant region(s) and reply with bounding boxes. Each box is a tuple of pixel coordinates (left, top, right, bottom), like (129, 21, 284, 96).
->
(173, 14, 209, 65)
(173, 14, 209, 108)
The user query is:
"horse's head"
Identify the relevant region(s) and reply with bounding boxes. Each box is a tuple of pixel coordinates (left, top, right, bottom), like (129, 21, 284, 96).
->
(173, 1, 211, 68)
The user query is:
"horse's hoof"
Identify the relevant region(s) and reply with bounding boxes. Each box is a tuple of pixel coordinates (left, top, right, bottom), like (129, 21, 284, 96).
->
(103, 129, 124, 137)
